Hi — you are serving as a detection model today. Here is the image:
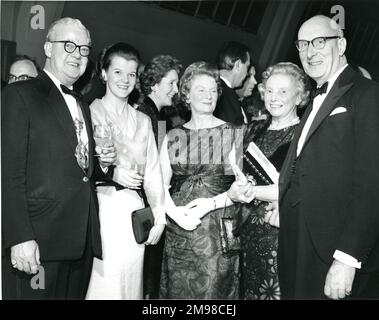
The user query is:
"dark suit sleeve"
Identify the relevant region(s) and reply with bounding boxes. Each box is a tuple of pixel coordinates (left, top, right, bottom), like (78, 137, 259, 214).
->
(92, 158, 115, 182)
(1, 86, 36, 249)
(337, 83, 379, 264)
(214, 85, 244, 125)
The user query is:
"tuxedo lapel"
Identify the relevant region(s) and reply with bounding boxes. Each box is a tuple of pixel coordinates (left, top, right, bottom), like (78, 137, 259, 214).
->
(40, 72, 78, 152)
(302, 67, 355, 148)
(279, 103, 312, 202)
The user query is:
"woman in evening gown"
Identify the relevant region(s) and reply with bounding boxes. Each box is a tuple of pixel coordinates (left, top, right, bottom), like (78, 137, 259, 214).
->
(86, 43, 165, 300)
(236, 62, 311, 300)
(159, 62, 242, 299)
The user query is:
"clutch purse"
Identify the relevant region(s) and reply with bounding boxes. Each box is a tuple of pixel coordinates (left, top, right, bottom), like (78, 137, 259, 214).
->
(131, 207, 154, 244)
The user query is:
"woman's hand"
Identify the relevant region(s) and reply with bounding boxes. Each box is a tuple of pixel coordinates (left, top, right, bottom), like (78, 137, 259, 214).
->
(227, 180, 256, 203)
(168, 206, 201, 231)
(145, 224, 165, 245)
(113, 166, 143, 189)
(264, 201, 280, 227)
(186, 198, 215, 219)
(96, 142, 117, 167)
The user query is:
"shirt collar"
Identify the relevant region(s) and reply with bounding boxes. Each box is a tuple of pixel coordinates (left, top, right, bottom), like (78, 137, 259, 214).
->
(220, 76, 232, 88)
(322, 63, 348, 94)
(43, 68, 74, 93)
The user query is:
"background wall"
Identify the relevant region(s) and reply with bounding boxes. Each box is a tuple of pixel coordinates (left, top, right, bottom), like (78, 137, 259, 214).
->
(1, 0, 378, 82)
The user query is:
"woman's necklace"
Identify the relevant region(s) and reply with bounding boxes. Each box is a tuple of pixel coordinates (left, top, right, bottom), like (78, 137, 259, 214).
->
(268, 116, 300, 131)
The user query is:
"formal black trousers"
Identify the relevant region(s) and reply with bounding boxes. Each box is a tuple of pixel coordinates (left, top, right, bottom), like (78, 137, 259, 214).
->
(2, 229, 94, 300)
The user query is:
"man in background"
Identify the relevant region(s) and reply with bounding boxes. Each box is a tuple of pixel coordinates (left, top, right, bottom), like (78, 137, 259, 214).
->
(213, 41, 251, 125)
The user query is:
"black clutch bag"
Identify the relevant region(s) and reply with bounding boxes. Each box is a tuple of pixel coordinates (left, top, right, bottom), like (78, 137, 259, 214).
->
(131, 207, 154, 244)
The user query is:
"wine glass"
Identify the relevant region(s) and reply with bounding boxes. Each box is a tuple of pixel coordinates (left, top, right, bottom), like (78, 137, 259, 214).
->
(93, 124, 112, 153)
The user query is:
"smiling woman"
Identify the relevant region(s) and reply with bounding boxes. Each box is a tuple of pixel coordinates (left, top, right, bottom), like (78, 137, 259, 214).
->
(236, 61, 311, 300)
(158, 61, 242, 299)
(85, 42, 166, 300)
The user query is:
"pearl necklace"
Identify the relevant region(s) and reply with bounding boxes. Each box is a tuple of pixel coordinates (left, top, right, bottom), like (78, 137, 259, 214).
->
(268, 116, 300, 131)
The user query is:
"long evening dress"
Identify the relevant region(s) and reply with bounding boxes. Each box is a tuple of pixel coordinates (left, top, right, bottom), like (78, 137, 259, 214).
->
(86, 98, 165, 300)
(159, 123, 241, 299)
(239, 119, 298, 300)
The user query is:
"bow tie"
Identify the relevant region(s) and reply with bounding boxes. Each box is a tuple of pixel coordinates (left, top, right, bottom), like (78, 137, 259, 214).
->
(313, 82, 328, 98)
(60, 84, 83, 100)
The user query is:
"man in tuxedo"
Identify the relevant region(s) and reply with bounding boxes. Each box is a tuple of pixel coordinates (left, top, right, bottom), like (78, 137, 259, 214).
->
(213, 41, 251, 125)
(278, 15, 379, 299)
(2, 17, 116, 299)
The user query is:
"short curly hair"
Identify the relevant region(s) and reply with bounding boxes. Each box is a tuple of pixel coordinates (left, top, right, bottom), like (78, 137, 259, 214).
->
(179, 61, 222, 108)
(260, 62, 311, 107)
(140, 55, 182, 96)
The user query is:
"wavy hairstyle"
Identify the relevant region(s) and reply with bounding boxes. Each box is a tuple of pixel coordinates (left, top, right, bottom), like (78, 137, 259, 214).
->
(140, 55, 182, 96)
(179, 61, 222, 109)
(259, 62, 311, 107)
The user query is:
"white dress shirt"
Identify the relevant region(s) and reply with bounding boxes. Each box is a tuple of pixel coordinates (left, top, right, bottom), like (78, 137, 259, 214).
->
(297, 64, 348, 156)
(296, 64, 361, 269)
(44, 69, 88, 146)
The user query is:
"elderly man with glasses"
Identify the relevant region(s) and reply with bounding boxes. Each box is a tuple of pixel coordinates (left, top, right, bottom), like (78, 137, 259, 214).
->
(274, 15, 379, 300)
(2, 17, 116, 299)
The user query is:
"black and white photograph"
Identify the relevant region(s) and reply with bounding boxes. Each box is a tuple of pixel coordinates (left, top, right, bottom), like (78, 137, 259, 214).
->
(1, 0, 379, 305)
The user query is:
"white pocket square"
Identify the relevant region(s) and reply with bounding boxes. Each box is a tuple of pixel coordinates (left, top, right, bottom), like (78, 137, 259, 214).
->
(330, 107, 347, 116)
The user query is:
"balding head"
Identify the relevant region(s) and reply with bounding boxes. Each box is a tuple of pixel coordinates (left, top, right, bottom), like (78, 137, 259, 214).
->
(297, 15, 347, 86)
(8, 58, 39, 84)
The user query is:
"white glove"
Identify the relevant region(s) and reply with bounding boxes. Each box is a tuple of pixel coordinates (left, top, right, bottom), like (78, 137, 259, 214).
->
(164, 184, 201, 231)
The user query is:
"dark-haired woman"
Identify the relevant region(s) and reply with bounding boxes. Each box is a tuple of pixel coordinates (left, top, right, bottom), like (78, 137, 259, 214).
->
(85, 43, 165, 300)
(137, 54, 182, 299)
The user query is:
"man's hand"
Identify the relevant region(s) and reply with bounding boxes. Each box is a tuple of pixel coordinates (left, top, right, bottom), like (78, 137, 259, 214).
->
(324, 259, 356, 300)
(96, 142, 117, 167)
(113, 166, 143, 189)
(11, 240, 40, 274)
(145, 224, 165, 245)
(264, 201, 280, 227)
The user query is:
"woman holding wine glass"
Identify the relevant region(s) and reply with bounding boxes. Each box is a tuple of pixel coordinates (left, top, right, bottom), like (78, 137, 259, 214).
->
(85, 43, 166, 300)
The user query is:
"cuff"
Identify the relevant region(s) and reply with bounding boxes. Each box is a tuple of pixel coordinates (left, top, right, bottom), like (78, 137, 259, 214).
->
(333, 250, 362, 269)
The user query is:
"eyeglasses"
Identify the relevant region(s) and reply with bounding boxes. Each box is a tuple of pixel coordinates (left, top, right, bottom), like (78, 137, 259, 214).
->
(8, 74, 35, 82)
(49, 40, 91, 57)
(295, 36, 340, 52)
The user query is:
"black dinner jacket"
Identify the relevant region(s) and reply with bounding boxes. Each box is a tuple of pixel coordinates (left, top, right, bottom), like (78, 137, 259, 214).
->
(213, 79, 245, 126)
(279, 65, 379, 271)
(1, 71, 105, 261)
